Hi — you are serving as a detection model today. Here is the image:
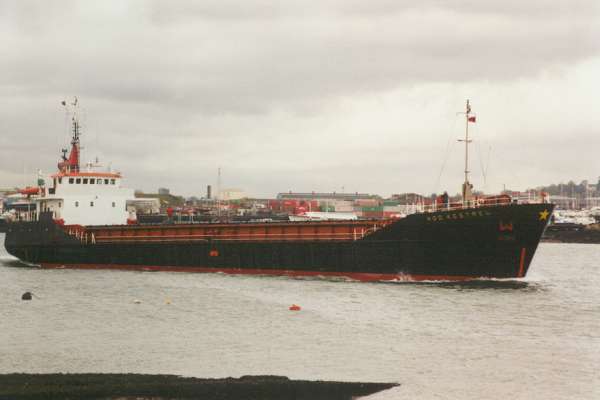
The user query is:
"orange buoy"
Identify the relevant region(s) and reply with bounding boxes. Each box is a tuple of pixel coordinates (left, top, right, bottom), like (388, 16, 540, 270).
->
(289, 304, 301, 311)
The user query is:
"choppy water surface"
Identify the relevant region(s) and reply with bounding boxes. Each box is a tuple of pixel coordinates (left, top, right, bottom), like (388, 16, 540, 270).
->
(1, 233, 598, 399)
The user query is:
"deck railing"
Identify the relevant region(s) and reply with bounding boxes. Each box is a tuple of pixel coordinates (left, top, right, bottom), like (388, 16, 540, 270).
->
(410, 194, 549, 215)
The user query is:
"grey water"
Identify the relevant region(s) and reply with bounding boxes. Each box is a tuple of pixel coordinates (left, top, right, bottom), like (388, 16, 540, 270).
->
(0, 233, 598, 399)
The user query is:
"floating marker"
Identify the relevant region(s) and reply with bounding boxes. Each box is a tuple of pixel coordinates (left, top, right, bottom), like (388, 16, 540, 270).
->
(21, 292, 33, 301)
(289, 304, 301, 311)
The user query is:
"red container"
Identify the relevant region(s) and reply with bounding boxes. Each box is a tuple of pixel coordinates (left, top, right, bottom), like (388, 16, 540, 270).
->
(362, 211, 384, 219)
(295, 206, 307, 215)
(268, 200, 282, 211)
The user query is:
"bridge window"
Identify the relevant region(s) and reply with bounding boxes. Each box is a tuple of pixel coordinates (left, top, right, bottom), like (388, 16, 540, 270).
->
(75, 201, 79, 207)
(104, 179, 109, 184)
(83, 178, 88, 184)
(112, 202, 116, 207)
(97, 179, 102, 185)
(90, 201, 94, 207)
(59, 202, 62, 208)
(90, 178, 95, 184)
(110, 179, 116, 185)
(58, 178, 62, 184)
(76, 178, 81, 184)
(69, 178, 74, 184)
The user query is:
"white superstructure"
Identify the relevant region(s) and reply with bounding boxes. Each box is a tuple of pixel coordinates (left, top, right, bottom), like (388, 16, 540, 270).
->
(15, 98, 135, 226)
(34, 171, 134, 226)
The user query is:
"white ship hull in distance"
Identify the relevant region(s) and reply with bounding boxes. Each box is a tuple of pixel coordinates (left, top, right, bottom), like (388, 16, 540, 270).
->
(289, 211, 358, 221)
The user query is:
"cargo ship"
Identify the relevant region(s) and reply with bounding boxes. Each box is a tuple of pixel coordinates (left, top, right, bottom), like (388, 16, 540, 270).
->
(3, 100, 554, 281)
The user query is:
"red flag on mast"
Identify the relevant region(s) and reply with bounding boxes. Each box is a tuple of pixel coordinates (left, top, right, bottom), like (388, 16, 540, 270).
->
(468, 116, 476, 123)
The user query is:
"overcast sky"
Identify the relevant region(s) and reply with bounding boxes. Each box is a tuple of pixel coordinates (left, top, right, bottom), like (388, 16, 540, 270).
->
(1, 0, 599, 198)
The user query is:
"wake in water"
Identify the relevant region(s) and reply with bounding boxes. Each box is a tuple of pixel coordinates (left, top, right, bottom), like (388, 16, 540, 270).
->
(0, 256, 39, 269)
(382, 278, 548, 291)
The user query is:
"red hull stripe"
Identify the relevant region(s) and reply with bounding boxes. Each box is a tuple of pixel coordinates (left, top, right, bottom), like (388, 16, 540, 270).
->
(518, 247, 527, 278)
(39, 263, 483, 282)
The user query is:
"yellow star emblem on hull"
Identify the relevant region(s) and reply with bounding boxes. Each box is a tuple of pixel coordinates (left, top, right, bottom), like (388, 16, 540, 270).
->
(539, 209, 549, 221)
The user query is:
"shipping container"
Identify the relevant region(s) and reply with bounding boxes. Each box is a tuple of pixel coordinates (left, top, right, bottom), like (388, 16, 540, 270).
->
(362, 211, 384, 219)
(332, 200, 353, 208)
(354, 199, 380, 207)
(294, 206, 307, 215)
(298, 200, 319, 210)
(383, 205, 403, 212)
(362, 206, 384, 212)
(268, 200, 282, 210)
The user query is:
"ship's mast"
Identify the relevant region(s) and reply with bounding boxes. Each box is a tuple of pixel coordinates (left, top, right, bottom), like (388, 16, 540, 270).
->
(458, 100, 473, 206)
(58, 97, 82, 173)
(71, 97, 81, 173)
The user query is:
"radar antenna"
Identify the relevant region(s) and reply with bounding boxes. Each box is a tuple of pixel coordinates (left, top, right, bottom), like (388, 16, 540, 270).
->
(58, 97, 82, 173)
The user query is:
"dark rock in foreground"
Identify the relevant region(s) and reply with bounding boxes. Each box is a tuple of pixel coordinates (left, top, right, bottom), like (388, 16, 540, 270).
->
(0, 373, 398, 400)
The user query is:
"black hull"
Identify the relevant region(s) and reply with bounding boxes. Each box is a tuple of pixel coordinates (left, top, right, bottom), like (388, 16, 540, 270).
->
(4, 204, 553, 281)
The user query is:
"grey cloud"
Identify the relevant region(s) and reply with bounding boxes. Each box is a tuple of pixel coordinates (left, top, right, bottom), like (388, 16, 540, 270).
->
(2, 1, 598, 115)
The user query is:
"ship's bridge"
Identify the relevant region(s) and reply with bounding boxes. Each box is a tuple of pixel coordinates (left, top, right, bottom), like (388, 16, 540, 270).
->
(28, 170, 135, 226)
(49, 171, 123, 195)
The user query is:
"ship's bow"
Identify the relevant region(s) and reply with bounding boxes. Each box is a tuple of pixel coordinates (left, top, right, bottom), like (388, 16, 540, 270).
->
(504, 203, 554, 277)
(368, 202, 555, 280)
